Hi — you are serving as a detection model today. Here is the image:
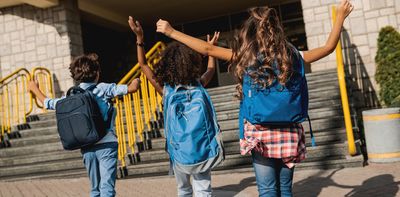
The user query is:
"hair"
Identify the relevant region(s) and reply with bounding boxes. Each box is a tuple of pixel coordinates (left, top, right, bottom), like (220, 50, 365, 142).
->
(229, 6, 293, 99)
(154, 41, 202, 86)
(69, 53, 101, 83)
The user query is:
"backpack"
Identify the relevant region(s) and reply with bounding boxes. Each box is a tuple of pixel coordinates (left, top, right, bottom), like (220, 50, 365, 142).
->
(239, 48, 316, 146)
(55, 85, 110, 150)
(163, 82, 225, 174)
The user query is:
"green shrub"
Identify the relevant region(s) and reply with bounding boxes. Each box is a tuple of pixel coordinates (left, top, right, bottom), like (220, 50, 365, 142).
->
(375, 26, 400, 107)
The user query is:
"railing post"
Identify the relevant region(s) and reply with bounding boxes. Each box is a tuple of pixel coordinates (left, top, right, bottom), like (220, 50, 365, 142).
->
(332, 6, 357, 156)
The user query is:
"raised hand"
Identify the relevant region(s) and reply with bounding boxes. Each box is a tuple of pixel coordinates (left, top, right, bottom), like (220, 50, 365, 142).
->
(156, 19, 174, 36)
(128, 16, 144, 40)
(27, 80, 39, 93)
(128, 78, 141, 93)
(337, 0, 354, 19)
(207, 31, 220, 46)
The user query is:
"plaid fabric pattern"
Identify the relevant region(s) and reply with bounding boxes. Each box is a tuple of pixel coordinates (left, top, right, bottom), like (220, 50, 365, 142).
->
(240, 121, 306, 168)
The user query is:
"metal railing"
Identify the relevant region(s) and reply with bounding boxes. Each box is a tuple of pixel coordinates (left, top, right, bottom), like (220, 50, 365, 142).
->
(332, 6, 356, 156)
(0, 67, 54, 147)
(114, 41, 165, 175)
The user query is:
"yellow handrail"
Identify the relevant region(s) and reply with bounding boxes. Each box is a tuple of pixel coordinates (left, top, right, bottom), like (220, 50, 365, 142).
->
(332, 6, 356, 156)
(0, 68, 31, 137)
(0, 67, 54, 143)
(114, 41, 166, 171)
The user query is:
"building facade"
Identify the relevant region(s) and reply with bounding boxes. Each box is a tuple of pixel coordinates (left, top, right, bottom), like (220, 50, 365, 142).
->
(0, 0, 399, 106)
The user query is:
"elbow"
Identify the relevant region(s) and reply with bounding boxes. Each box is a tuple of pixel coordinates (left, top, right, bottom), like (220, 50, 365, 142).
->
(324, 44, 336, 55)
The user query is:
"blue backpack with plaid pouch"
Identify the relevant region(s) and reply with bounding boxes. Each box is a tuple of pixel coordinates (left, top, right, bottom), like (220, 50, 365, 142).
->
(163, 82, 225, 174)
(239, 48, 316, 146)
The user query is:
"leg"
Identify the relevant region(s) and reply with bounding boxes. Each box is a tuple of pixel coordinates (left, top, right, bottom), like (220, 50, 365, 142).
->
(192, 169, 212, 197)
(173, 165, 193, 197)
(278, 160, 294, 197)
(96, 142, 118, 197)
(252, 151, 279, 197)
(82, 149, 101, 197)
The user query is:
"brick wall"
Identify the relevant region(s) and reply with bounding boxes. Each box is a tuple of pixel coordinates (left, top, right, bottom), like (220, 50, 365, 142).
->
(0, 0, 83, 96)
(301, 0, 400, 108)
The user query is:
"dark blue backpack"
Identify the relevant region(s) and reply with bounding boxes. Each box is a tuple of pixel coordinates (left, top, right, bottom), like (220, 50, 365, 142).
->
(239, 49, 316, 146)
(56, 85, 110, 150)
(163, 82, 225, 174)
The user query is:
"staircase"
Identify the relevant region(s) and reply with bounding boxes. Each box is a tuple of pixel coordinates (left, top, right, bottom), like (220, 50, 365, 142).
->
(0, 69, 364, 181)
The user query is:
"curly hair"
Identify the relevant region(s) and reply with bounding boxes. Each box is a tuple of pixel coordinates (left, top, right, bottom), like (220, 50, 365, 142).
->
(154, 41, 202, 86)
(69, 53, 101, 83)
(229, 6, 294, 99)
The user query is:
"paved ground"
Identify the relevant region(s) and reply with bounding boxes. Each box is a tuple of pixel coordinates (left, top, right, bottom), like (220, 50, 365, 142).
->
(0, 163, 399, 197)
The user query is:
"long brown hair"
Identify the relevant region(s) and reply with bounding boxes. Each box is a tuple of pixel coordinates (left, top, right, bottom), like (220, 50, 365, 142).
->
(230, 6, 293, 99)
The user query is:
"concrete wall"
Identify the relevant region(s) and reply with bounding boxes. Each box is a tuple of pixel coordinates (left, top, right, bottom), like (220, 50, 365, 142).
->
(301, 0, 400, 108)
(0, 0, 83, 96)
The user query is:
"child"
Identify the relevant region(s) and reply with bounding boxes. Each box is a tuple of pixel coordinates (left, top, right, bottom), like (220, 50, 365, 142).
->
(128, 16, 220, 196)
(155, 0, 353, 196)
(28, 54, 140, 197)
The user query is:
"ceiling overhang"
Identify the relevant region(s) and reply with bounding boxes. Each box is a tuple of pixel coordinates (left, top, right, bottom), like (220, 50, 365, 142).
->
(0, 0, 58, 9)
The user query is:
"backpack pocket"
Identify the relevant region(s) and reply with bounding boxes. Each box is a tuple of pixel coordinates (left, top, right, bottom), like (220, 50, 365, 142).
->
(168, 98, 215, 165)
(57, 113, 99, 150)
(247, 89, 306, 124)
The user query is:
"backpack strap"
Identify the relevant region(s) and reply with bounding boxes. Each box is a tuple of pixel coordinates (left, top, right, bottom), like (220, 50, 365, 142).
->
(307, 115, 316, 147)
(239, 101, 245, 139)
(66, 86, 85, 96)
(86, 84, 97, 91)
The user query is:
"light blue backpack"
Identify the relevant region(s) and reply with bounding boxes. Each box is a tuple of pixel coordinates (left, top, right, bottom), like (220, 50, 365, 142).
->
(163, 82, 225, 174)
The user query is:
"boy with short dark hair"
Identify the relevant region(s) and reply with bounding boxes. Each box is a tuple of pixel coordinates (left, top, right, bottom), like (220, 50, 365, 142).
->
(28, 53, 140, 197)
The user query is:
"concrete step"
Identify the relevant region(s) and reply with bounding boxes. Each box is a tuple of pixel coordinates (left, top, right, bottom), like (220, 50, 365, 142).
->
(0, 150, 81, 168)
(0, 168, 88, 182)
(26, 120, 57, 130)
(18, 126, 58, 138)
(126, 142, 347, 165)
(0, 141, 347, 180)
(0, 158, 85, 180)
(1, 154, 362, 182)
(9, 134, 60, 147)
(123, 151, 361, 179)
(0, 141, 63, 158)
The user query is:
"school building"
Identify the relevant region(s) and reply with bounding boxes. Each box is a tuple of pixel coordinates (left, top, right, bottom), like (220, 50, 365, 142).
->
(1, 0, 399, 181)
(0, 0, 398, 102)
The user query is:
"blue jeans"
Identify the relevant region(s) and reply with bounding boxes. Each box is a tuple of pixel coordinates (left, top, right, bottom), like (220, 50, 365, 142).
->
(252, 151, 295, 197)
(173, 165, 212, 197)
(81, 142, 118, 197)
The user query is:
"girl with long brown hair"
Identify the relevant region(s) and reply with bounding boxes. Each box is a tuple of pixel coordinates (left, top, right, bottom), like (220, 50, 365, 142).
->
(128, 16, 222, 196)
(156, 0, 353, 196)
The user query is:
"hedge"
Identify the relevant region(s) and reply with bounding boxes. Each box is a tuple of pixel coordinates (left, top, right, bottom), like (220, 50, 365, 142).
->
(375, 26, 400, 107)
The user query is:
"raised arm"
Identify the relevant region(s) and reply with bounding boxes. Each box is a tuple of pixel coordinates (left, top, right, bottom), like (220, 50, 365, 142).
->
(27, 80, 47, 104)
(156, 20, 233, 61)
(129, 16, 163, 95)
(201, 32, 220, 86)
(302, 0, 353, 64)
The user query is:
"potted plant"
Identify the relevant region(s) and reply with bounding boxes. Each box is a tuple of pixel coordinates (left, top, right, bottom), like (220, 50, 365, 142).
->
(362, 26, 400, 163)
